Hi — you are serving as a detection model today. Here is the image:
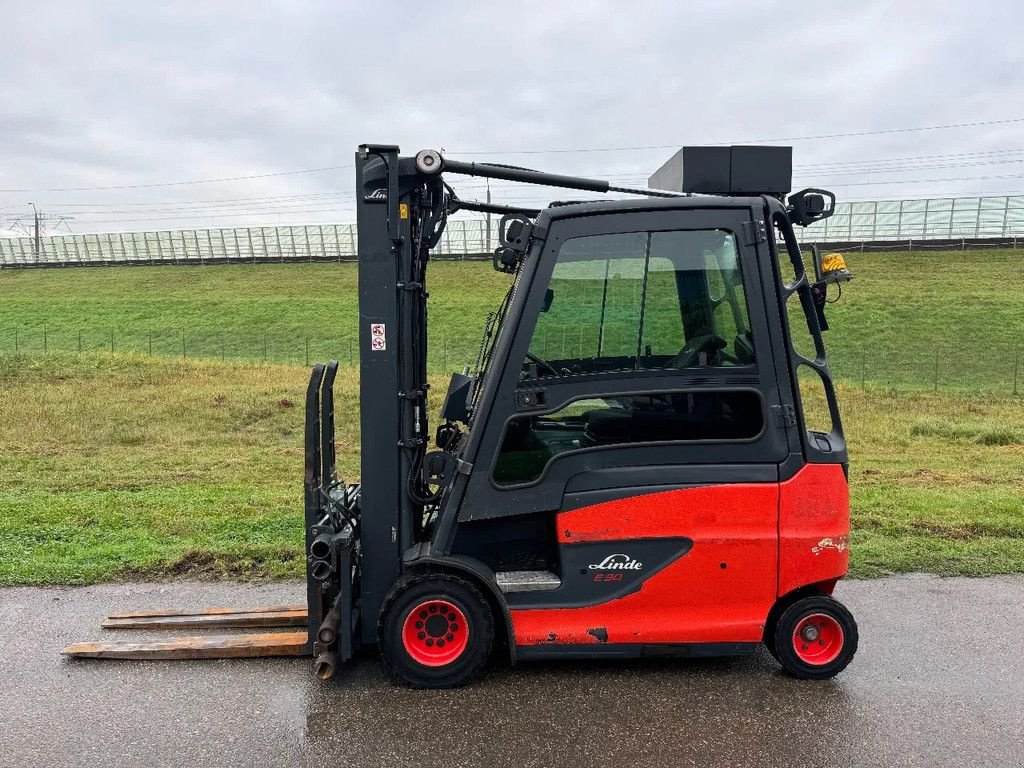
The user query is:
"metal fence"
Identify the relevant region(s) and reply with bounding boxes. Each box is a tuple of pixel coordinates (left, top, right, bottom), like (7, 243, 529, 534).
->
(0, 220, 496, 268)
(3, 195, 1024, 268)
(804, 195, 1024, 242)
(1, 325, 1021, 396)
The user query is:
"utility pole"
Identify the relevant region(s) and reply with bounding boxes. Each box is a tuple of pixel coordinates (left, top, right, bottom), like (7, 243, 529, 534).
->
(30, 203, 40, 256)
(485, 179, 492, 254)
(6, 207, 74, 261)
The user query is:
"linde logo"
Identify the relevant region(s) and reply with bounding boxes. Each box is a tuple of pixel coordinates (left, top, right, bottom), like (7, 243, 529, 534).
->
(588, 554, 643, 571)
(363, 188, 387, 202)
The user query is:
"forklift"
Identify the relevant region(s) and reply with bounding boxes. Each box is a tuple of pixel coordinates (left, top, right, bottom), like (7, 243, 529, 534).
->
(65, 143, 857, 687)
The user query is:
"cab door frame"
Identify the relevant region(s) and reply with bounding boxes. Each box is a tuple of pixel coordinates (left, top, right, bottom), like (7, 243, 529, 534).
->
(457, 204, 790, 524)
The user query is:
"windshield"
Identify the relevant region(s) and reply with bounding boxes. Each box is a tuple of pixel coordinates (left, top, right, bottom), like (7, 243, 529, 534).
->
(467, 267, 523, 412)
(523, 229, 755, 379)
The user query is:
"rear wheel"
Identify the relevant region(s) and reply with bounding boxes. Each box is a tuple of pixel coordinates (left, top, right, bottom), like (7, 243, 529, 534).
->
(773, 595, 858, 680)
(763, 613, 780, 661)
(378, 572, 494, 688)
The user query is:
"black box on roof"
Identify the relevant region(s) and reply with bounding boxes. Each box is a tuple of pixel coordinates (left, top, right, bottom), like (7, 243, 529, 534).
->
(648, 145, 792, 196)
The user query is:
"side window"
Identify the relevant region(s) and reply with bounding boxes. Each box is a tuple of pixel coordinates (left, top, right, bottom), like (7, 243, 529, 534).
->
(523, 229, 755, 378)
(493, 390, 766, 486)
(639, 256, 685, 357)
(527, 233, 645, 368)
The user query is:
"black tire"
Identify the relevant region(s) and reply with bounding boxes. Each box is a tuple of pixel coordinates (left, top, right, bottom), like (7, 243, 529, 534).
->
(773, 595, 858, 680)
(763, 589, 813, 662)
(378, 572, 494, 689)
(763, 612, 780, 662)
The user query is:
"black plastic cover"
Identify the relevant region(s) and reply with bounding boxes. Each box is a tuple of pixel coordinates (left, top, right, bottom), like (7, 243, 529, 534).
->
(441, 372, 474, 424)
(649, 145, 792, 196)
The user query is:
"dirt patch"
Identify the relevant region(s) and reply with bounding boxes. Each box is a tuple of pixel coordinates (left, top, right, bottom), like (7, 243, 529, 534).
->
(119, 548, 302, 582)
(905, 519, 1024, 541)
(907, 520, 975, 541)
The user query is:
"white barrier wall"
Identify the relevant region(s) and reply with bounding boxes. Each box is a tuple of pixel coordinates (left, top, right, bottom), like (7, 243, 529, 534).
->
(3, 196, 1023, 267)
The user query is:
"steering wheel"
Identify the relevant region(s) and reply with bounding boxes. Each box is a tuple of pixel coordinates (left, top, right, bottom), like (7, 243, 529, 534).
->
(664, 334, 728, 369)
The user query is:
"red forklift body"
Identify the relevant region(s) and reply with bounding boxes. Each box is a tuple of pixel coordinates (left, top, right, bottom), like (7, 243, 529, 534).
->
(64, 144, 857, 686)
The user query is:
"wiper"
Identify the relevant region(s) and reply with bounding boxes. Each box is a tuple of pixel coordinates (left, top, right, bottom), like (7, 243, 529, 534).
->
(471, 310, 499, 378)
(525, 351, 560, 377)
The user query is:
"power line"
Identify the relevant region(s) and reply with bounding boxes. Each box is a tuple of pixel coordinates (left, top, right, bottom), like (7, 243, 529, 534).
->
(10, 146, 1024, 227)
(4, 117, 1023, 194)
(33, 208, 356, 227)
(48, 196, 354, 218)
(41, 191, 352, 209)
(794, 148, 1024, 170)
(449, 117, 1024, 155)
(0, 164, 355, 194)
(48, 167, 1024, 224)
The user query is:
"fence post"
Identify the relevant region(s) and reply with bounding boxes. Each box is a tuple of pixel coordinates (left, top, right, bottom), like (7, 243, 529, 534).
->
(861, 348, 866, 389)
(182, 331, 186, 361)
(442, 336, 447, 372)
(43, 325, 47, 353)
(14, 329, 17, 353)
(1014, 350, 1021, 396)
(110, 330, 115, 353)
(264, 331, 268, 362)
(148, 332, 153, 355)
(933, 350, 939, 392)
(221, 331, 226, 362)
(78, 329, 82, 353)
(305, 337, 309, 366)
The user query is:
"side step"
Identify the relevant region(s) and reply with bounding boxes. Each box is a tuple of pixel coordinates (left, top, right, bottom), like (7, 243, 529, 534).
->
(496, 570, 561, 593)
(63, 631, 308, 660)
(102, 605, 308, 630)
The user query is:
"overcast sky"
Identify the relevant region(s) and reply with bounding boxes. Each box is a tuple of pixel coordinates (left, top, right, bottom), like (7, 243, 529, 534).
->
(2, 0, 1022, 234)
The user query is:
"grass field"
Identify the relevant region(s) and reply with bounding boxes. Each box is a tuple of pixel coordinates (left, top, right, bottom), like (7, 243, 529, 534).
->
(1, 249, 1023, 391)
(0, 352, 1022, 585)
(0, 249, 1022, 585)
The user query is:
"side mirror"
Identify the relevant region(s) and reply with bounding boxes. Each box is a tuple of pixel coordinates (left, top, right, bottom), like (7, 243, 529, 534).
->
(788, 188, 835, 226)
(493, 214, 534, 274)
(499, 215, 532, 248)
(493, 247, 518, 274)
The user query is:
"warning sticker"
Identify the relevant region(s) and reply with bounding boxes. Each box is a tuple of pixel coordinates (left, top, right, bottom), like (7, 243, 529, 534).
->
(370, 323, 386, 351)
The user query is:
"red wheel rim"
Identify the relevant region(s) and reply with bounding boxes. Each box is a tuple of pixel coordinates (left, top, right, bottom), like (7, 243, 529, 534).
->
(401, 599, 470, 667)
(792, 613, 844, 665)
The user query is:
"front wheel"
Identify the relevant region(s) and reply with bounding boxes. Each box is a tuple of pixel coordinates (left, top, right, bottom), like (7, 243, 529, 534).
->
(773, 595, 858, 680)
(378, 572, 494, 688)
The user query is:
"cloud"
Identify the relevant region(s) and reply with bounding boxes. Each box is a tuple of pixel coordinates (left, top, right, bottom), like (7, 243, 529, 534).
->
(1, 0, 1022, 232)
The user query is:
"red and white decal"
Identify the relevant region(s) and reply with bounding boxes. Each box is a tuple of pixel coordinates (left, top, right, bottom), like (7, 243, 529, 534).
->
(370, 323, 386, 351)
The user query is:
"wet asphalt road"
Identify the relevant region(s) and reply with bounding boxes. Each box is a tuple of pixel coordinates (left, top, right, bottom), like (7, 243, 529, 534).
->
(2, 574, 1022, 768)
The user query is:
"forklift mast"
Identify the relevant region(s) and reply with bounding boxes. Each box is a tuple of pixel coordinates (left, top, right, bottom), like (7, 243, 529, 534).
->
(352, 145, 432, 645)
